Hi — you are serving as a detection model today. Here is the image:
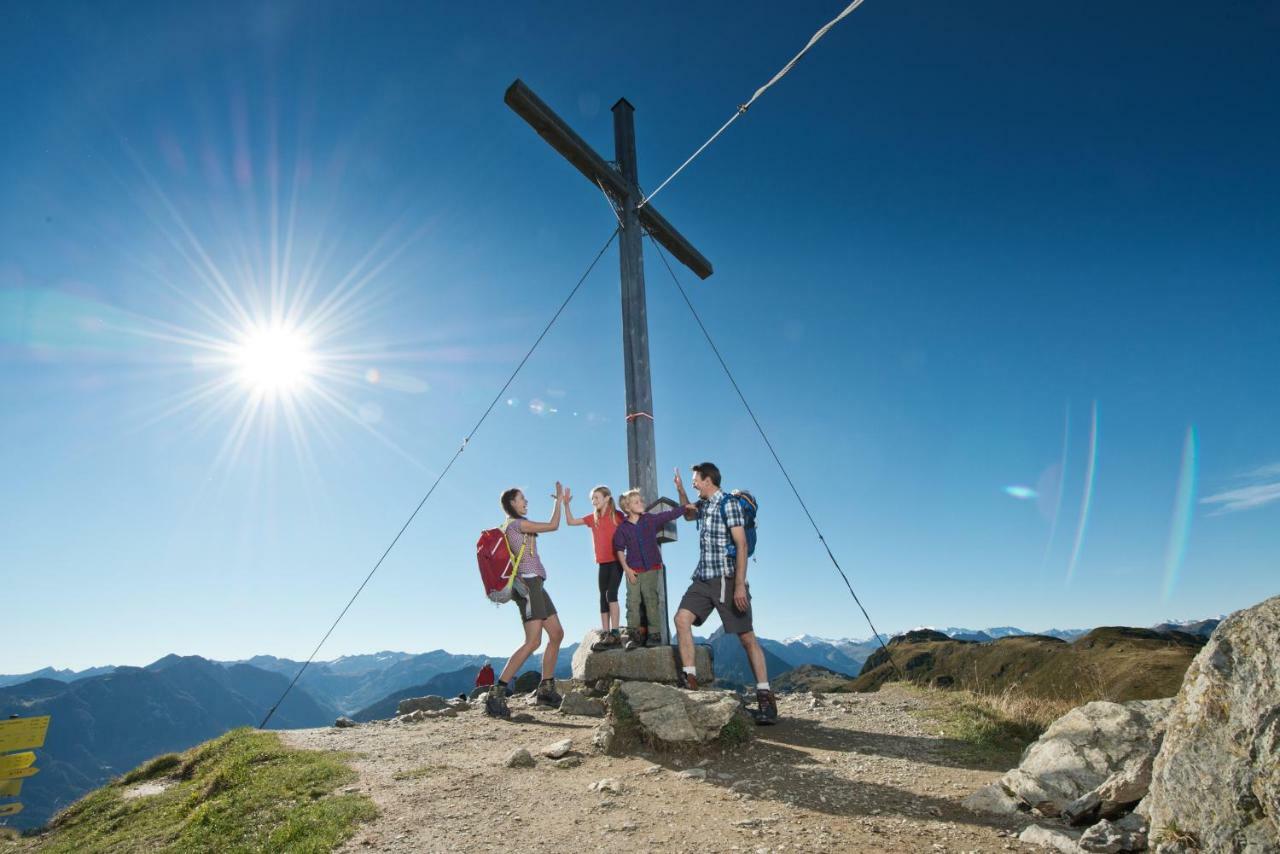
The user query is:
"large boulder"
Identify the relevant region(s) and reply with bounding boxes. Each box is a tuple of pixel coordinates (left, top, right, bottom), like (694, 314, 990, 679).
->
(571, 629, 714, 684)
(999, 698, 1173, 817)
(1142, 594, 1280, 852)
(595, 681, 752, 754)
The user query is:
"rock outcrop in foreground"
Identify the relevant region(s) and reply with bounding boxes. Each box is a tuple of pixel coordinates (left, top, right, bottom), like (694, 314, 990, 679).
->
(593, 680, 752, 754)
(1141, 594, 1280, 853)
(970, 594, 1279, 853)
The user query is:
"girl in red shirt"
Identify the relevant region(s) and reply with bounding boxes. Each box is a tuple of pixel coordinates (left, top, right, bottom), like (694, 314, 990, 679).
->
(565, 485, 626, 650)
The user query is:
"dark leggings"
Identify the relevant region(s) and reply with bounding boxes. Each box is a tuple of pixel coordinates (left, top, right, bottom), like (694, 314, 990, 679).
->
(598, 561, 623, 612)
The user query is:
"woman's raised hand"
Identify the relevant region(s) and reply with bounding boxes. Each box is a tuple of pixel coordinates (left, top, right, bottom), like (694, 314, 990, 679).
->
(562, 485, 574, 504)
(553, 481, 564, 501)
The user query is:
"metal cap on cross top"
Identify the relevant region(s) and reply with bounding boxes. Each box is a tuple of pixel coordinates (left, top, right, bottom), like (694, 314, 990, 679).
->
(505, 79, 715, 644)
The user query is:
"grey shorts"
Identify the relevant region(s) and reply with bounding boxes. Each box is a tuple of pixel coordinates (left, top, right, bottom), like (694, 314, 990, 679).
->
(677, 577, 753, 635)
(512, 576, 557, 623)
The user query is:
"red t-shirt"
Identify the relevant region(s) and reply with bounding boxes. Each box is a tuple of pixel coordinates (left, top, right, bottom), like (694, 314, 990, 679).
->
(582, 509, 625, 564)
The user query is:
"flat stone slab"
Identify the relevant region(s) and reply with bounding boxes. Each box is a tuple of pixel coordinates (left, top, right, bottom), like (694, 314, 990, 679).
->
(571, 630, 714, 684)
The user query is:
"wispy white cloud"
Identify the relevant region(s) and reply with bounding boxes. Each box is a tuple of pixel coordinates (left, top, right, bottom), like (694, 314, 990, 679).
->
(1201, 463, 1280, 515)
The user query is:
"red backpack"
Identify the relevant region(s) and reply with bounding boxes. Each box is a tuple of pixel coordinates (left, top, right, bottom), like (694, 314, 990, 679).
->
(476, 521, 525, 604)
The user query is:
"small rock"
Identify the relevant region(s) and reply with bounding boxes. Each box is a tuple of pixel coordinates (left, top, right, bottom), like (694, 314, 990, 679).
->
(334, 716, 357, 728)
(592, 721, 616, 753)
(505, 748, 535, 769)
(961, 783, 1024, 815)
(513, 670, 542, 693)
(553, 756, 582, 769)
(541, 738, 573, 759)
(559, 691, 607, 717)
(397, 710, 427, 724)
(1079, 813, 1148, 853)
(397, 695, 450, 715)
(640, 764, 663, 776)
(590, 778, 623, 794)
(1018, 824, 1082, 853)
(677, 768, 708, 781)
(620, 821, 638, 832)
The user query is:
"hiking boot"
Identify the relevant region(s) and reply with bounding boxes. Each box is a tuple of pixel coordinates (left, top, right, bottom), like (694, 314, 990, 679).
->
(677, 669, 700, 691)
(645, 632, 664, 648)
(624, 629, 646, 651)
(754, 690, 779, 725)
(535, 678, 562, 708)
(483, 686, 511, 719)
(591, 630, 621, 652)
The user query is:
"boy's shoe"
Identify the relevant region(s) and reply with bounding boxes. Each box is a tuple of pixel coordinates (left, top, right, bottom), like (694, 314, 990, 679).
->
(535, 678, 562, 708)
(483, 686, 511, 718)
(676, 670, 700, 691)
(591, 630, 621, 652)
(753, 690, 779, 725)
(624, 629, 646, 651)
(645, 632, 664, 648)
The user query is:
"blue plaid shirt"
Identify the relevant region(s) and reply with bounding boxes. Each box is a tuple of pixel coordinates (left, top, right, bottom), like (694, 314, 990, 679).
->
(693, 490, 746, 581)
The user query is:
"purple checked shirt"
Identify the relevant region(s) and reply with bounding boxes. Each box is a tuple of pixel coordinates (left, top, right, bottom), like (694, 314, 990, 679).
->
(611, 507, 685, 571)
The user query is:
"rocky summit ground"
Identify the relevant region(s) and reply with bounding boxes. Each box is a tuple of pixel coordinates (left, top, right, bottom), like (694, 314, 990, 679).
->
(282, 685, 1044, 853)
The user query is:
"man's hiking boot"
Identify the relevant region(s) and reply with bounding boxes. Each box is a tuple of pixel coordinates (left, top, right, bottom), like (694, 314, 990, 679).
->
(591, 629, 621, 652)
(535, 678, 562, 708)
(677, 669, 700, 691)
(624, 629, 646, 651)
(645, 632, 664, 648)
(753, 689, 779, 725)
(483, 685, 511, 719)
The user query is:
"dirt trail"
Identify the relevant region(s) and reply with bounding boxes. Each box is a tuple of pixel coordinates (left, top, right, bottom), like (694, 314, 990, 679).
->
(282, 685, 1040, 853)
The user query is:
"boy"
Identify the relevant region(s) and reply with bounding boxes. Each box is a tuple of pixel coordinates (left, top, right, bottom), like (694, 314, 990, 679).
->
(612, 488, 687, 649)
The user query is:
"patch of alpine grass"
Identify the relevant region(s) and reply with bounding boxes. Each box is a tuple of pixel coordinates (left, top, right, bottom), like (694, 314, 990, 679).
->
(24, 728, 375, 853)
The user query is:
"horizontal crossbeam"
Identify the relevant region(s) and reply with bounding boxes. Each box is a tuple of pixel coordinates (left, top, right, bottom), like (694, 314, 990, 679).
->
(505, 79, 713, 280)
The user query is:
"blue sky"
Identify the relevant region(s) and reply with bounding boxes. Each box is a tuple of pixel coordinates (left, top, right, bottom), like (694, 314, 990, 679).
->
(2, 1, 1278, 673)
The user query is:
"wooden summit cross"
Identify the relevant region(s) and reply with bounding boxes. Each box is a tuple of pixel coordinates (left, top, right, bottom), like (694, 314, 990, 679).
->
(505, 80, 714, 644)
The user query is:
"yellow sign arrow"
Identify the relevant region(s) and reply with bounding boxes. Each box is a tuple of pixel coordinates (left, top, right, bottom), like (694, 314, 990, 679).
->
(0, 766, 38, 781)
(0, 802, 23, 817)
(0, 716, 50, 752)
(0, 752, 35, 774)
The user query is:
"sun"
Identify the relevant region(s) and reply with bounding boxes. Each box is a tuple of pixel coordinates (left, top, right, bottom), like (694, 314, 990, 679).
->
(231, 324, 316, 395)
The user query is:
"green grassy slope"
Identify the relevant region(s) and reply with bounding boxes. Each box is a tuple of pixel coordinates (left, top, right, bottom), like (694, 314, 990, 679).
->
(5, 729, 375, 853)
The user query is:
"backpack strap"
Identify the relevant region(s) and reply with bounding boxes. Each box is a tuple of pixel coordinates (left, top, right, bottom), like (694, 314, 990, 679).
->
(499, 519, 527, 587)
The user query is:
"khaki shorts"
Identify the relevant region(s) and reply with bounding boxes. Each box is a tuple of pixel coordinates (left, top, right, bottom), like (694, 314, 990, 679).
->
(677, 577, 753, 635)
(512, 576, 557, 623)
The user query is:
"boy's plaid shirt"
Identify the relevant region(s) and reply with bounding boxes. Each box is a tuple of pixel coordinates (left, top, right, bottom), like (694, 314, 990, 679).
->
(693, 489, 745, 581)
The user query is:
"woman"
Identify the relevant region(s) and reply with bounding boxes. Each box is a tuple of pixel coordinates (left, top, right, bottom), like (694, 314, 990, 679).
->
(486, 482, 566, 718)
(564, 485, 626, 651)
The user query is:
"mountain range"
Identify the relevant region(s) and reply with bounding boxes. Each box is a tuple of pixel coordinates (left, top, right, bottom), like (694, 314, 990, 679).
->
(1, 618, 1221, 830)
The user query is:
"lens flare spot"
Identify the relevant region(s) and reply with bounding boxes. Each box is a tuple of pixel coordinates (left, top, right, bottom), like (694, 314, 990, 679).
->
(365, 368, 381, 384)
(1004, 485, 1038, 500)
(1161, 426, 1199, 602)
(1066, 401, 1100, 585)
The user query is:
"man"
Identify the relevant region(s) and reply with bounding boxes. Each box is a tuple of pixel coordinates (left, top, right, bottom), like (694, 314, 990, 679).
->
(672, 462, 778, 724)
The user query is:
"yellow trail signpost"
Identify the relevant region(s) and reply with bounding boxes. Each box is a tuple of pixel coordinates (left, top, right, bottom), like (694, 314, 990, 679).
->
(0, 715, 50, 822)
